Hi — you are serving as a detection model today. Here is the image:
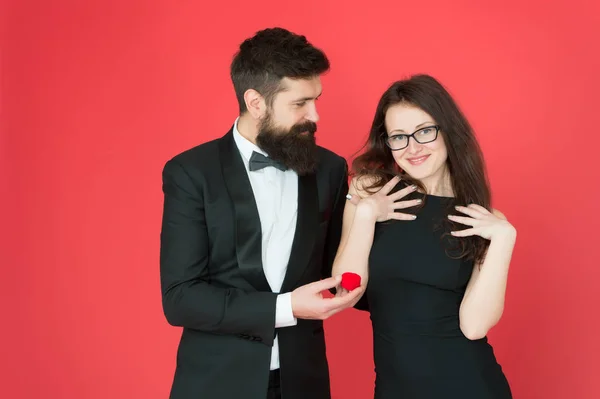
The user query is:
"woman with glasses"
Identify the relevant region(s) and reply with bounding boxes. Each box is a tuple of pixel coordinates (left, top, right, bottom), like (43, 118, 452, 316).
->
(332, 74, 514, 398)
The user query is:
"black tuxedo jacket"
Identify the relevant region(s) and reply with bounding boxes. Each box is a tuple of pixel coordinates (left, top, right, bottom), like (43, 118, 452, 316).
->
(159, 128, 348, 399)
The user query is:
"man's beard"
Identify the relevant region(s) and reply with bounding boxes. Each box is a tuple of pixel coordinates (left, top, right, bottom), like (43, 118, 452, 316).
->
(255, 112, 318, 176)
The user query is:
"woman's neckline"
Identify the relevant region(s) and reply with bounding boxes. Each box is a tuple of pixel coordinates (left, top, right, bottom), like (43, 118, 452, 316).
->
(416, 191, 455, 199)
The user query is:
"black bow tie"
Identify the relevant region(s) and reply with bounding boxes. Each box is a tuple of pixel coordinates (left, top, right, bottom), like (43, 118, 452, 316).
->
(249, 151, 287, 172)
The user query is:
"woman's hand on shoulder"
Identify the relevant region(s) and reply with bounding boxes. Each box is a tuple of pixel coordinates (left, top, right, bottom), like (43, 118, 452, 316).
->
(347, 175, 421, 222)
(449, 204, 516, 241)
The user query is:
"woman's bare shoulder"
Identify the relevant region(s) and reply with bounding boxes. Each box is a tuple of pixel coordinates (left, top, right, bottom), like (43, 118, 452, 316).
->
(349, 174, 383, 198)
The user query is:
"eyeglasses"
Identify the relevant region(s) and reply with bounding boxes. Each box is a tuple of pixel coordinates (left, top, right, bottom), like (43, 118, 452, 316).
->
(382, 125, 440, 151)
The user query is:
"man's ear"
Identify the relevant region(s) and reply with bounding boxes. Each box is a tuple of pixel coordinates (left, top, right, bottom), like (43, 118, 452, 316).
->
(244, 89, 266, 119)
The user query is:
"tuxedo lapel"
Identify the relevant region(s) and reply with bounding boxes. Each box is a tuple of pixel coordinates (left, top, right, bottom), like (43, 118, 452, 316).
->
(219, 130, 271, 292)
(281, 172, 319, 292)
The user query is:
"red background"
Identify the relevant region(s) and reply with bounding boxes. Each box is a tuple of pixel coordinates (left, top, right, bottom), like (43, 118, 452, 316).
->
(3, 0, 599, 397)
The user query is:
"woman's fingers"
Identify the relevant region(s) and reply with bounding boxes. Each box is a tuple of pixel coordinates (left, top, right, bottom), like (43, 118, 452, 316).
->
(453, 205, 483, 219)
(378, 175, 402, 195)
(391, 199, 422, 210)
(389, 184, 418, 201)
(450, 227, 479, 237)
(448, 214, 478, 226)
(388, 212, 417, 221)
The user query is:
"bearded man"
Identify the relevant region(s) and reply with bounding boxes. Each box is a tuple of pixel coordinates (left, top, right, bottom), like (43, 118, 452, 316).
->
(159, 27, 362, 399)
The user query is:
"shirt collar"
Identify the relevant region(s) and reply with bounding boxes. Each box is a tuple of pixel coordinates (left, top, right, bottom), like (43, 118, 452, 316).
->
(232, 117, 268, 168)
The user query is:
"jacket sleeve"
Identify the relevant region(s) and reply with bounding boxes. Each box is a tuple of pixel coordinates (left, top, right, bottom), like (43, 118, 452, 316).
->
(159, 159, 277, 345)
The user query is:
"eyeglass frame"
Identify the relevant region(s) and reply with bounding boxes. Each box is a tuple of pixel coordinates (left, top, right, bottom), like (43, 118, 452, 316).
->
(381, 125, 441, 151)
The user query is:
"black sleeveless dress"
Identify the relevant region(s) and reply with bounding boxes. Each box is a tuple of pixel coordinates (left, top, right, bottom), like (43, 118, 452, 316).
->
(365, 192, 512, 398)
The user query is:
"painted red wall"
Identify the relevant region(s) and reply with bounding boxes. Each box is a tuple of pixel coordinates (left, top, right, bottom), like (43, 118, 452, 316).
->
(3, 0, 599, 397)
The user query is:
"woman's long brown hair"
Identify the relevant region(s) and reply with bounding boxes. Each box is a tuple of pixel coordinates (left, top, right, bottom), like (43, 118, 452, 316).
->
(352, 74, 491, 265)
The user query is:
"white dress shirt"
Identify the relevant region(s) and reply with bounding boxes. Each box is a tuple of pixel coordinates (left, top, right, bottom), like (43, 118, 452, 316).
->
(232, 118, 298, 370)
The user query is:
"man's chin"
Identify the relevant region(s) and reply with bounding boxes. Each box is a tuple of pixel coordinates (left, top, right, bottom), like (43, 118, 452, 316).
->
(255, 129, 318, 175)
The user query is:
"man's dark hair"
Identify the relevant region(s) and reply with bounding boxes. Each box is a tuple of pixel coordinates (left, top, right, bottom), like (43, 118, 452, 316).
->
(230, 27, 330, 113)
